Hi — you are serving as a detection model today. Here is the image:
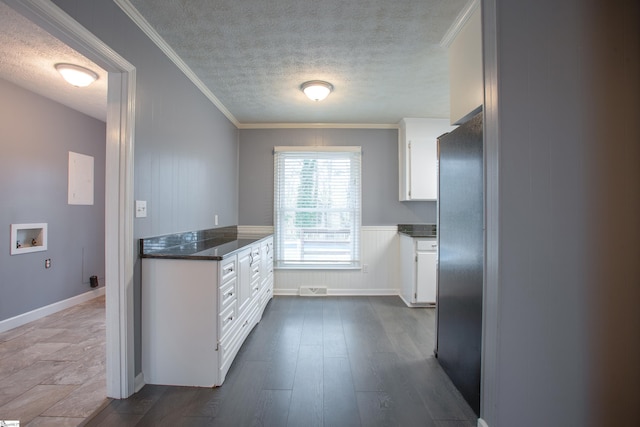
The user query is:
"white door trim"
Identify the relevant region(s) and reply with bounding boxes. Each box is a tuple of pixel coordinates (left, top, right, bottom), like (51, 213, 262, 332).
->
(105, 69, 136, 399)
(480, 0, 500, 423)
(5, 0, 137, 399)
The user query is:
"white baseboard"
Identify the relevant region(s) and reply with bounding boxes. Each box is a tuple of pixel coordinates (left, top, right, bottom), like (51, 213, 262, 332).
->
(134, 372, 145, 393)
(0, 287, 106, 333)
(478, 418, 489, 427)
(273, 288, 298, 296)
(329, 289, 399, 296)
(274, 288, 399, 297)
(398, 294, 435, 308)
(399, 294, 413, 306)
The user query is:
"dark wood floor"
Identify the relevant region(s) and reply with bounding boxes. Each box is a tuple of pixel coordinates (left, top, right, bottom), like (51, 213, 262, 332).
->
(86, 296, 477, 427)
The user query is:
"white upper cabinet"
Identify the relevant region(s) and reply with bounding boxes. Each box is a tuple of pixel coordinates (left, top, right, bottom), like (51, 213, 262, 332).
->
(449, 4, 483, 125)
(399, 118, 455, 201)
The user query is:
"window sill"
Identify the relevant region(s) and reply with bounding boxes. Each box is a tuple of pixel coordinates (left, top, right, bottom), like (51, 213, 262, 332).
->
(274, 261, 361, 271)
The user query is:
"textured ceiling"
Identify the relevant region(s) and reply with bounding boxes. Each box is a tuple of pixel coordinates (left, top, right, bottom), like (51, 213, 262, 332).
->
(127, 0, 468, 125)
(0, 0, 469, 126)
(0, 2, 107, 121)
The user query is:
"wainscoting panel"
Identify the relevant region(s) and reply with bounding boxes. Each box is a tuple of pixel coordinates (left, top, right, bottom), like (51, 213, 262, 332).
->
(272, 226, 400, 296)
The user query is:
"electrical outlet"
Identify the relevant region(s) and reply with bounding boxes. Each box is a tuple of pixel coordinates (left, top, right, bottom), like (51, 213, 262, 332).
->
(45, 258, 51, 268)
(214, 214, 219, 225)
(363, 264, 369, 273)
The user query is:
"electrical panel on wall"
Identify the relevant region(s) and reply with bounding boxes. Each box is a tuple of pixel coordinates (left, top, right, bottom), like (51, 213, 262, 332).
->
(68, 151, 94, 205)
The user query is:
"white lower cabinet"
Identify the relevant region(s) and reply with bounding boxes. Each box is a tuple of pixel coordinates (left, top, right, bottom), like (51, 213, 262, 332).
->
(400, 234, 437, 307)
(141, 235, 274, 387)
(416, 247, 437, 302)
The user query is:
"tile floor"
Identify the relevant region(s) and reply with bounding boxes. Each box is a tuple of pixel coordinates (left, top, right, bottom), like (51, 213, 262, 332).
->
(0, 296, 108, 426)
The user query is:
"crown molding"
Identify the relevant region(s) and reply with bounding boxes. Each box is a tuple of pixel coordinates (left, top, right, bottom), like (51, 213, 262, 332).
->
(114, 0, 240, 127)
(439, 0, 480, 48)
(237, 122, 399, 130)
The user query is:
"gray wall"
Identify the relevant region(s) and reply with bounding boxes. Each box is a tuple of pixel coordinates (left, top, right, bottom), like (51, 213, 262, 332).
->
(52, 0, 240, 374)
(52, 0, 239, 237)
(0, 78, 106, 322)
(239, 128, 435, 226)
(483, 0, 640, 426)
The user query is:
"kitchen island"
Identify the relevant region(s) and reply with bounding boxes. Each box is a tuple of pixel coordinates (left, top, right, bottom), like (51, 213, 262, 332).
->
(140, 226, 273, 387)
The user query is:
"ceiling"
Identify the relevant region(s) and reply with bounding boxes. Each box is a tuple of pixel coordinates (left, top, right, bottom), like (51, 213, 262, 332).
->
(0, 2, 107, 121)
(0, 0, 471, 126)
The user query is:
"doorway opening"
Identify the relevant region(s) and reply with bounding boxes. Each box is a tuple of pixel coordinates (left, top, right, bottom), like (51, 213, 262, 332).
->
(4, 0, 137, 399)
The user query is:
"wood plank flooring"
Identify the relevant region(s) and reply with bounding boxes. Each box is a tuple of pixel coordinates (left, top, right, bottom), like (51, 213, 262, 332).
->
(87, 296, 477, 427)
(0, 295, 108, 425)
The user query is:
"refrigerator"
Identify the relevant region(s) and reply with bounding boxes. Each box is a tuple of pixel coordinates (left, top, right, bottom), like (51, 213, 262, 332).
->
(435, 111, 483, 416)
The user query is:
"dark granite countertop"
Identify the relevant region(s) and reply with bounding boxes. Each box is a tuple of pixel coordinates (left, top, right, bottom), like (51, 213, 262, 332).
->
(140, 226, 272, 260)
(397, 224, 437, 238)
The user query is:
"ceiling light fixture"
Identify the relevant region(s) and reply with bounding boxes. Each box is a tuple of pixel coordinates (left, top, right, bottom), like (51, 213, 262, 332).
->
(55, 63, 99, 87)
(301, 80, 333, 101)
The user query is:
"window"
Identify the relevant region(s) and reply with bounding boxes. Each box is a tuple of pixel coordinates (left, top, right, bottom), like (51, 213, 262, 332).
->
(274, 146, 361, 269)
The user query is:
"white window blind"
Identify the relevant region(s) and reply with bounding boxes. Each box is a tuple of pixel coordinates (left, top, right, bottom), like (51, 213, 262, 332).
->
(274, 146, 361, 269)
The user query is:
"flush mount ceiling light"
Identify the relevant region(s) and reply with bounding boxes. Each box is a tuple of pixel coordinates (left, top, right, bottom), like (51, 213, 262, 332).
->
(55, 63, 99, 87)
(301, 80, 333, 101)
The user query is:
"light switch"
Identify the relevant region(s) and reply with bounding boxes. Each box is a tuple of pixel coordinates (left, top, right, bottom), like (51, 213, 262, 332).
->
(135, 200, 147, 218)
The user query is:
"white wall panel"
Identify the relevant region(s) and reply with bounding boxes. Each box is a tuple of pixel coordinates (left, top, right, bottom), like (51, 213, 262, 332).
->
(274, 227, 399, 295)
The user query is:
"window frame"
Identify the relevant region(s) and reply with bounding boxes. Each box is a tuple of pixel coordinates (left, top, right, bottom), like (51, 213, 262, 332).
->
(273, 146, 362, 270)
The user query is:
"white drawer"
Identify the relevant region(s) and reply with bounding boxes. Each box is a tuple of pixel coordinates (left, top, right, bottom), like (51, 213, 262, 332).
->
(218, 303, 237, 340)
(218, 277, 237, 311)
(251, 263, 260, 281)
(220, 257, 237, 283)
(251, 278, 260, 298)
(416, 239, 437, 251)
(219, 327, 243, 381)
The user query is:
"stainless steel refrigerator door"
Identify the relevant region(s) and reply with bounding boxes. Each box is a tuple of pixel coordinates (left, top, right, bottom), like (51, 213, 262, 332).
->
(436, 111, 483, 416)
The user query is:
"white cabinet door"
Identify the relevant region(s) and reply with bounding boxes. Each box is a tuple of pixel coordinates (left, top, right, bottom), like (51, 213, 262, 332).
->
(399, 118, 454, 201)
(409, 138, 438, 200)
(250, 244, 261, 298)
(416, 251, 437, 303)
(261, 236, 274, 290)
(399, 234, 416, 303)
(237, 247, 252, 314)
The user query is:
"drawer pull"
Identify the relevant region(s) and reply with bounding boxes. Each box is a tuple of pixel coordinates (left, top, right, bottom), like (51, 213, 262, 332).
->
(223, 266, 234, 274)
(224, 315, 234, 325)
(242, 320, 249, 327)
(224, 291, 234, 298)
